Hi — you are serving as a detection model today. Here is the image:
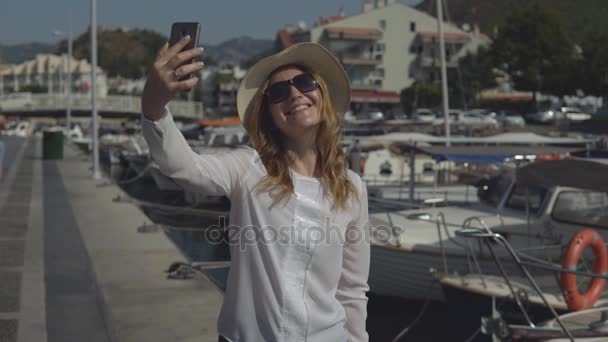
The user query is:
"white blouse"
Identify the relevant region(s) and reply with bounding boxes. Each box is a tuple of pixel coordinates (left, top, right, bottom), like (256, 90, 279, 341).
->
(142, 110, 370, 342)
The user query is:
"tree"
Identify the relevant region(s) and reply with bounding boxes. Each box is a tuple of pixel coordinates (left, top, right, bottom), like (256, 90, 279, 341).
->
(491, 2, 577, 100)
(400, 83, 442, 113)
(56, 27, 168, 78)
(457, 46, 497, 107)
(578, 29, 608, 96)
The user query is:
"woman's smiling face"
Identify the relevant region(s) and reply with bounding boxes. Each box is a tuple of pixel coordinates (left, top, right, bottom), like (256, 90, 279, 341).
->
(266, 66, 323, 137)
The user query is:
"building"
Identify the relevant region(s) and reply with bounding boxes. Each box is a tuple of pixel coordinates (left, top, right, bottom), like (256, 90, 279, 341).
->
(0, 54, 107, 97)
(276, 0, 490, 111)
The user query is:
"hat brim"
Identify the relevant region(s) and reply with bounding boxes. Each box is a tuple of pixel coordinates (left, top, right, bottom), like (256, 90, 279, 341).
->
(237, 43, 351, 131)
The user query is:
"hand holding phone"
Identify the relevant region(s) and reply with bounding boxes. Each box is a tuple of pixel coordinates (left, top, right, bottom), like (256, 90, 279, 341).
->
(141, 22, 204, 121)
(169, 22, 201, 80)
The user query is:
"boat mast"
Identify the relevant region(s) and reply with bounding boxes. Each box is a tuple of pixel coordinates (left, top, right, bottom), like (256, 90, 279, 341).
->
(437, 0, 451, 147)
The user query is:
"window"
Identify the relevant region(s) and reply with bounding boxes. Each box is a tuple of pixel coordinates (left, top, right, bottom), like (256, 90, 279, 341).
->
(552, 191, 608, 228)
(375, 54, 383, 61)
(375, 43, 385, 52)
(379, 20, 387, 31)
(376, 68, 385, 77)
(505, 184, 548, 215)
(410, 22, 416, 32)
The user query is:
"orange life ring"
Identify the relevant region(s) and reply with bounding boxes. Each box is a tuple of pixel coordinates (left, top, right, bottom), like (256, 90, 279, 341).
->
(561, 228, 608, 311)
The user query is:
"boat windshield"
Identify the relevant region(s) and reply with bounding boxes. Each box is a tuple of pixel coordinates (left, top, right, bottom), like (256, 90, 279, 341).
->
(552, 190, 608, 228)
(505, 184, 548, 215)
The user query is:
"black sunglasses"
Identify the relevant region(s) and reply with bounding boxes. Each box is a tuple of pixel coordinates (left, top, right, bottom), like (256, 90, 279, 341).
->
(265, 73, 319, 104)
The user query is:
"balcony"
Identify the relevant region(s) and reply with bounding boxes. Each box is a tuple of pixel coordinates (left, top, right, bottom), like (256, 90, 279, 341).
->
(341, 55, 381, 66)
(417, 55, 459, 68)
(350, 79, 382, 90)
(325, 27, 383, 41)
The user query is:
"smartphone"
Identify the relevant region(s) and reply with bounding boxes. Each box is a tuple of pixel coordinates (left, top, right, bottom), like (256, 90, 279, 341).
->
(169, 22, 201, 80)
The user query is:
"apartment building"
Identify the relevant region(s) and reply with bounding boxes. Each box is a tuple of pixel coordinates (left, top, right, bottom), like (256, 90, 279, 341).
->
(0, 54, 107, 96)
(276, 0, 490, 109)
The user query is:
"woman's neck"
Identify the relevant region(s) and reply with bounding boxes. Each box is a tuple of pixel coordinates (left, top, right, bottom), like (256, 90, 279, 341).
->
(284, 132, 319, 178)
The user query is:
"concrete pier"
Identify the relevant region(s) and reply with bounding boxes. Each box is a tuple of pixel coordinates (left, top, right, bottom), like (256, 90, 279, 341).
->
(0, 135, 223, 342)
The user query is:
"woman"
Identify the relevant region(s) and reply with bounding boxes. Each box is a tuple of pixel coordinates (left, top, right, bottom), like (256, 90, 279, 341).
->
(141, 36, 370, 342)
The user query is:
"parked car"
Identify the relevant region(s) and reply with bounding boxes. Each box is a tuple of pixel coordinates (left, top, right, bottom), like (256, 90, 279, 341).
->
(525, 109, 557, 124)
(344, 110, 384, 125)
(436, 110, 499, 129)
(363, 109, 384, 121)
(495, 110, 526, 128)
(557, 107, 592, 122)
(413, 108, 436, 123)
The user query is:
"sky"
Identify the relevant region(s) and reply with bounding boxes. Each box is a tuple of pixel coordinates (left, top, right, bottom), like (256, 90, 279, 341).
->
(0, 0, 422, 46)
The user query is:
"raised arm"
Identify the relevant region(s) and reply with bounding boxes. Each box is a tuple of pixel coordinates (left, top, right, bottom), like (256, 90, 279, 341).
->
(141, 37, 252, 196)
(142, 110, 253, 196)
(336, 175, 370, 342)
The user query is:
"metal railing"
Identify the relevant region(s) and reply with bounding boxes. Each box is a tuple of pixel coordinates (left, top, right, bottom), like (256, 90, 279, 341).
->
(0, 93, 204, 119)
(455, 226, 576, 341)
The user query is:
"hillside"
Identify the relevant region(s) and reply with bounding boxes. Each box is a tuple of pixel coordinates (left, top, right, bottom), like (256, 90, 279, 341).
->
(0, 43, 55, 64)
(204, 36, 273, 65)
(1, 30, 273, 77)
(417, 0, 608, 42)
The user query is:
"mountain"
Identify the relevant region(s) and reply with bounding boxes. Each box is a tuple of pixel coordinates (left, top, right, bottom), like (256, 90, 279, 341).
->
(203, 36, 274, 65)
(416, 0, 608, 43)
(1, 32, 273, 73)
(0, 42, 55, 64)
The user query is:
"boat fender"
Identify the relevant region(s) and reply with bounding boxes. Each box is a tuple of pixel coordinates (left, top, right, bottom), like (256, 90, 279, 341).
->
(561, 228, 608, 311)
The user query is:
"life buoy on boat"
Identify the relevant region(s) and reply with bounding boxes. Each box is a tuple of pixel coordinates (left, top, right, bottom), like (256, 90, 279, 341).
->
(561, 228, 608, 311)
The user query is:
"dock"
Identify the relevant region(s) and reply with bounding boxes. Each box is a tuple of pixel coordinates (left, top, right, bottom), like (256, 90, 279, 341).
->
(0, 135, 223, 342)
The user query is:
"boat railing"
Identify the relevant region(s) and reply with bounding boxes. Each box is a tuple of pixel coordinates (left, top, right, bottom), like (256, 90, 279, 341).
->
(454, 226, 577, 341)
(434, 213, 497, 278)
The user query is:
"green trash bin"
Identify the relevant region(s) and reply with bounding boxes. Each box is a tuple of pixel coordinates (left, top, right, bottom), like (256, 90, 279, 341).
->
(43, 128, 64, 160)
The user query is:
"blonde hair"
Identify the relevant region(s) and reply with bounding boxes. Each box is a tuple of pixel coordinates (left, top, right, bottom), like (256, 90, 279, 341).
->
(244, 67, 357, 210)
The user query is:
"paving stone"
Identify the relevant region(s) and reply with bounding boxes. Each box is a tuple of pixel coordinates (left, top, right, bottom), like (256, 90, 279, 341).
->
(0, 319, 18, 342)
(0, 241, 25, 268)
(0, 222, 27, 239)
(0, 272, 21, 313)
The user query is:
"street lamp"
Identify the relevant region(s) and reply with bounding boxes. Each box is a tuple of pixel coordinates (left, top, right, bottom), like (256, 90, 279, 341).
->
(91, 0, 100, 179)
(52, 16, 73, 134)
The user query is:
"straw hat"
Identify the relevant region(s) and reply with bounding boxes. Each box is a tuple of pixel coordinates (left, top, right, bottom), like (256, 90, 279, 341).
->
(236, 42, 351, 130)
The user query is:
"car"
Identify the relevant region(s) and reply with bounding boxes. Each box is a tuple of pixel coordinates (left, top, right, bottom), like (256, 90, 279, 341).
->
(525, 109, 557, 124)
(558, 107, 592, 122)
(413, 108, 436, 123)
(435, 110, 499, 129)
(363, 109, 384, 121)
(495, 110, 526, 128)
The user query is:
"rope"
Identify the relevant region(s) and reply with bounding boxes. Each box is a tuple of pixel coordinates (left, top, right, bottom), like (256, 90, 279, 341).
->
(391, 279, 438, 342)
(115, 162, 153, 185)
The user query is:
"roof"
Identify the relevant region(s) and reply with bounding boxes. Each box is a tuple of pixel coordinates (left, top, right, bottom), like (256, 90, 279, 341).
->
(0, 54, 104, 76)
(517, 159, 608, 192)
(418, 31, 471, 42)
(362, 132, 595, 146)
(316, 15, 346, 26)
(278, 31, 294, 49)
(410, 145, 578, 164)
(351, 89, 400, 103)
(477, 33, 493, 44)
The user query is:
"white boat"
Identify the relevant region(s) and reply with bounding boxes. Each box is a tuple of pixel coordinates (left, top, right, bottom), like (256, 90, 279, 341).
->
(368, 159, 608, 301)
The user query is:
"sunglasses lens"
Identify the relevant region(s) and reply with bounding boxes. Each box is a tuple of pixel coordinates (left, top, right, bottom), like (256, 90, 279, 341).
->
(293, 73, 318, 93)
(267, 83, 289, 104)
(266, 73, 319, 104)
